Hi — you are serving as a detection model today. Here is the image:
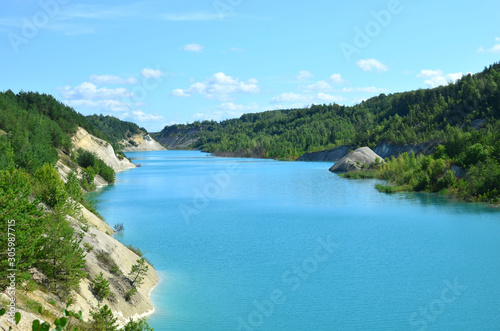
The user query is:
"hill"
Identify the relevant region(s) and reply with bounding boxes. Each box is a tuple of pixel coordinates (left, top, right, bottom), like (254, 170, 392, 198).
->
(0, 91, 157, 329)
(153, 62, 500, 203)
(88, 114, 165, 152)
(154, 62, 500, 159)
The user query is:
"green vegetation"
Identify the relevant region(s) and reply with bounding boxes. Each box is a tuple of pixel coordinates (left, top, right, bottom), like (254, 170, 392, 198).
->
(129, 258, 149, 286)
(75, 148, 116, 184)
(123, 318, 154, 331)
(0, 91, 155, 326)
(155, 62, 500, 203)
(89, 304, 118, 331)
(86, 114, 146, 144)
(1, 301, 155, 331)
(375, 141, 499, 203)
(156, 63, 499, 160)
(92, 272, 111, 300)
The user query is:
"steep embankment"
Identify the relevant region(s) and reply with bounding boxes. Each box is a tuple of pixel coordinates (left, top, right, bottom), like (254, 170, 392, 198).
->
(121, 133, 166, 152)
(297, 142, 437, 162)
(0, 127, 158, 330)
(72, 127, 136, 172)
(152, 126, 201, 149)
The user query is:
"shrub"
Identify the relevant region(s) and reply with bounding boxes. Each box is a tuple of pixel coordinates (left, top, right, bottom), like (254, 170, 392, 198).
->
(113, 223, 124, 232)
(124, 288, 137, 302)
(92, 272, 111, 300)
(31, 163, 67, 207)
(89, 304, 118, 331)
(84, 243, 94, 252)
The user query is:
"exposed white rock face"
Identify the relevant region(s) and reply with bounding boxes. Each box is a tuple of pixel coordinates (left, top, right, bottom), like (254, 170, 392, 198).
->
(71, 127, 136, 172)
(329, 147, 384, 173)
(121, 134, 166, 152)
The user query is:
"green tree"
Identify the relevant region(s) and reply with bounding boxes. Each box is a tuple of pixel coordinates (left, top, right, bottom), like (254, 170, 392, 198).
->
(89, 304, 118, 331)
(123, 318, 154, 331)
(35, 208, 86, 298)
(129, 258, 148, 286)
(92, 272, 111, 300)
(32, 163, 67, 208)
(0, 169, 45, 288)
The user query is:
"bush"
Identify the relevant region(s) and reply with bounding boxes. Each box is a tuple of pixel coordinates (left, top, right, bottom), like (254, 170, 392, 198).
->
(124, 288, 137, 302)
(92, 272, 111, 300)
(113, 223, 124, 232)
(89, 304, 118, 331)
(84, 243, 94, 252)
(123, 317, 154, 331)
(96, 251, 120, 275)
(31, 163, 67, 207)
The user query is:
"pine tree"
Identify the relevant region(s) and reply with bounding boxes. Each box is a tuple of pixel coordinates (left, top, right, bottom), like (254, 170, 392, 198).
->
(129, 258, 148, 286)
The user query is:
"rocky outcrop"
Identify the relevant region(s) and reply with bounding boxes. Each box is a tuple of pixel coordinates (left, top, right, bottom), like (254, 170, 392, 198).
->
(71, 127, 135, 172)
(297, 146, 353, 162)
(152, 127, 201, 149)
(0, 128, 157, 330)
(67, 215, 158, 327)
(298, 141, 437, 162)
(3, 215, 158, 329)
(373, 142, 436, 159)
(56, 158, 108, 188)
(329, 147, 384, 173)
(121, 134, 166, 152)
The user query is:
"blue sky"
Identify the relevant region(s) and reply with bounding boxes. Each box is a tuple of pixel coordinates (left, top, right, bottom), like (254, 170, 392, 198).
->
(1, 0, 499, 132)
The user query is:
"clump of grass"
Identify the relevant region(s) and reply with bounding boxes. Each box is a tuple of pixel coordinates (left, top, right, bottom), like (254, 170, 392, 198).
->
(375, 184, 408, 193)
(96, 251, 121, 275)
(341, 170, 378, 179)
(83, 243, 94, 252)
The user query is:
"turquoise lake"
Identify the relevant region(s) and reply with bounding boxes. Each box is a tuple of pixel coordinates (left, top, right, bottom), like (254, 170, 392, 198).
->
(89, 150, 500, 331)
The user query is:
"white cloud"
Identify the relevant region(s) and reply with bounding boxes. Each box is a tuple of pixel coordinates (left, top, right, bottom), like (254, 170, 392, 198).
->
(171, 72, 259, 101)
(131, 110, 164, 122)
(477, 37, 500, 53)
(316, 93, 344, 103)
(357, 59, 389, 72)
(63, 99, 130, 112)
(170, 89, 190, 97)
(271, 92, 306, 103)
(89, 74, 138, 85)
(417, 69, 443, 78)
(192, 110, 242, 122)
(417, 69, 463, 88)
(329, 74, 344, 84)
(140, 68, 164, 78)
(183, 43, 204, 52)
(302, 80, 332, 92)
(215, 102, 260, 112)
(296, 70, 313, 80)
(57, 82, 132, 100)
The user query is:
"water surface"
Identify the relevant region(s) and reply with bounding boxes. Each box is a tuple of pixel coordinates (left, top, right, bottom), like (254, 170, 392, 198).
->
(88, 150, 500, 331)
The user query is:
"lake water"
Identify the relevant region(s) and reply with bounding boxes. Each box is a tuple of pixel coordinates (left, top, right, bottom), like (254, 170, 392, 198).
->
(88, 150, 500, 331)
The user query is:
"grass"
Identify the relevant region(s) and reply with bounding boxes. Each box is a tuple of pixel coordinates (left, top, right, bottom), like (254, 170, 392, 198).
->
(340, 170, 379, 179)
(375, 184, 409, 193)
(96, 251, 121, 275)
